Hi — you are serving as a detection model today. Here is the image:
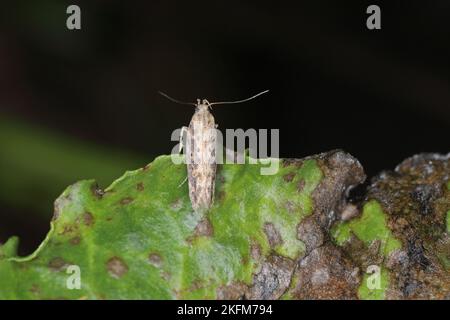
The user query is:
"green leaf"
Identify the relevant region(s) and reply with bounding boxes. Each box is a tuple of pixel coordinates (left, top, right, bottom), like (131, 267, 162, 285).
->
(0, 155, 323, 299)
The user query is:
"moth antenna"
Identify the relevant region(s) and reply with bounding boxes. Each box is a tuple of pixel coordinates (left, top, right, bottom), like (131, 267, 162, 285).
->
(158, 91, 197, 106)
(209, 90, 269, 106)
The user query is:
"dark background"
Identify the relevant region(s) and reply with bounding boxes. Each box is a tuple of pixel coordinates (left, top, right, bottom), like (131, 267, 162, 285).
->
(0, 0, 449, 254)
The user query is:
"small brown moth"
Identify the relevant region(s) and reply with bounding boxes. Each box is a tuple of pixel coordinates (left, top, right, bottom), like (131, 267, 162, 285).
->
(159, 90, 269, 212)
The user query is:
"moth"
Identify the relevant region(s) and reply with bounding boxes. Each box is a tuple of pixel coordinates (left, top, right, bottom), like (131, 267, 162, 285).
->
(159, 90, 269, 212)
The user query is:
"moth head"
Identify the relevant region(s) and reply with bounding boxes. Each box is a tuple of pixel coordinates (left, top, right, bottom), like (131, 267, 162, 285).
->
(196, 99, 212, 111)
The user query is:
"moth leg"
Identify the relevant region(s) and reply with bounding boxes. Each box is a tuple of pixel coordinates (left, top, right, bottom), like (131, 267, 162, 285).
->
(179, 126, 188, 153)
(178, 175, 188, 188)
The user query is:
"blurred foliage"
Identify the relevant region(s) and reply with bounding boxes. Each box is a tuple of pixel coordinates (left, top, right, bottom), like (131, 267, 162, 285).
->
(0, 115, 147, 218)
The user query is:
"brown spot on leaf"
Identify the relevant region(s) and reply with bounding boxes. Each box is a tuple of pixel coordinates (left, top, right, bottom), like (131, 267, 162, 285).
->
(136, 182, 145, 191)
(264, 222, 282, 248)
(251, 242, 262, 261)
(187, 218, 214, 243)
(107, 257, 128, 279)
(194, 218, 214, 237)
(30, 284, 40, 295)
(59, 224, 76, 235)
(161, 271, 171, 281)
(189, 280, 203, 292)
(70, 236, 81, 245)
(120, 197, 134, 205)
(148, 253, 163, 268)
(283, 172, 295, 182)
(143, 164, 151, 171)
(297, 180, 305, 193)
(83, 212, 94, 226)
(48, 257, 67, 271)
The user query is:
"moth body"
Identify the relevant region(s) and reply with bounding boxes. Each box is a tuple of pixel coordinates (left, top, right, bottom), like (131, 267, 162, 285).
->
(185, 100, 217, 212)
